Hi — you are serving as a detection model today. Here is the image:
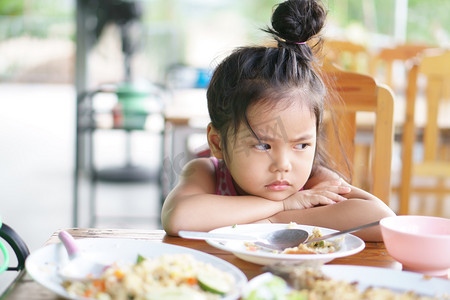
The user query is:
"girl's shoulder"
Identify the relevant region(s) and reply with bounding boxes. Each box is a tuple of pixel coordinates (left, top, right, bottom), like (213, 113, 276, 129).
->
(179, 157, 217, 183)
(174, 157, 218, 195)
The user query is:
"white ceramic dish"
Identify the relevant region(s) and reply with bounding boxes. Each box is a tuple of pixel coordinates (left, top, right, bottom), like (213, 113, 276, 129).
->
(206, 224, 365, 265)
(243, 265, 450, 298)
(26, 238, 247, 300)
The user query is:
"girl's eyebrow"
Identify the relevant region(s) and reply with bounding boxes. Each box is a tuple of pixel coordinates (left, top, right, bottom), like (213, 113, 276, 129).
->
(257, 133, 315, 142)
(289, 134, 315, 142)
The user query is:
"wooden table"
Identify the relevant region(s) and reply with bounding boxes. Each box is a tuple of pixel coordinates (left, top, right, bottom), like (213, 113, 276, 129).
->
(2, 228, 416, 300)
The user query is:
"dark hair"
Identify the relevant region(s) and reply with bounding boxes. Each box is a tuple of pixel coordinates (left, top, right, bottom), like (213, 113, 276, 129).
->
(207, 0, 330, 171)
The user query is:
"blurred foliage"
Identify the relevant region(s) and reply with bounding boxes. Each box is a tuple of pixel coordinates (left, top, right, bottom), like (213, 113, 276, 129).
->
(0, 0, 447, 84)
(1, 0, 447, 45)
(326, 0, 449, 45)
(0, 1, 24, 16)
(407, 0, 450, 44)
(0, 0, 74, 40)
(0, 0, 73, 17)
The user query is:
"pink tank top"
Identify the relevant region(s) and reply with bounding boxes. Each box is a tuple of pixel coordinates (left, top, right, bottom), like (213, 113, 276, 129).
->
(210, 157, 238, 196)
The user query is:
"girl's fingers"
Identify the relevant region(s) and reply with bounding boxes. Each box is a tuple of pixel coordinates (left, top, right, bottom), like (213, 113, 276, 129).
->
(284, 187, 350, 210)
(314, 191, 347, 204)
(327, 192, 348, 202)
(311, 178, 350, 191)
(308, 193, 343, 207)
(312, 184, 351, 195)
(336, 185, 351, 194)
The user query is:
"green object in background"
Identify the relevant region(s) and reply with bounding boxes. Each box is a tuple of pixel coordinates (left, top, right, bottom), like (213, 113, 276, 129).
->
(116, 83, 150, 129)
(0, 216, 10, 274)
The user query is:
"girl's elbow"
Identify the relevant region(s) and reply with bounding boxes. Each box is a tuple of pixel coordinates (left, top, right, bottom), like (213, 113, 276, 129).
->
(375, 199, 397, 218)
(163, 226, 179, 237)
(162, 218, 182, 236)
(161, 206, 179, 236)
(161, 206, 190, 236)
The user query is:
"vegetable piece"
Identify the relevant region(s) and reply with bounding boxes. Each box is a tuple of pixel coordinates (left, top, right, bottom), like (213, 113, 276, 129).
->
(136, 254, 146, 264)
(114, 269, 125, 280)
(243, 275, 288, 300)
(185, 276, 198, 286)
(84, 289, 93, 298)
(197, 272, 231, 295)
(287, 291, 308, 300)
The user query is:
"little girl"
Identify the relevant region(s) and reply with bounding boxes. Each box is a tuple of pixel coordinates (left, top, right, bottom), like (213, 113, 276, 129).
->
(162, 0, 395, 240)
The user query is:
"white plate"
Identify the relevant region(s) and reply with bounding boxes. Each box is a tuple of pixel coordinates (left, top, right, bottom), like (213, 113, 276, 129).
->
(26, 238, 247, 300)
(206, 224, 365, 265)
(244, 265, 450, 298)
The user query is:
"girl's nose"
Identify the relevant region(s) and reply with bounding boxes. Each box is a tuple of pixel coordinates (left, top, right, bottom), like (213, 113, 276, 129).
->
(269, 150, 292, 173)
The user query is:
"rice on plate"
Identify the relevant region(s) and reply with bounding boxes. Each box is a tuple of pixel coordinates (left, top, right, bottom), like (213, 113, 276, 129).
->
(63, 253, 236, 300)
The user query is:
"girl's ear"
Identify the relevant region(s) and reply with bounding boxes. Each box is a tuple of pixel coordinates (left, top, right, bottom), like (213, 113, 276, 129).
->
(207, 123, 224, 159)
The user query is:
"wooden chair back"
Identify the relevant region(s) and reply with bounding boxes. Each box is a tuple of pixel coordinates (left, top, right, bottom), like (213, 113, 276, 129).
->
(372, 44, 430, 90)
(399, 49, 450, 215)
(323, 39, 370, 73)
(321, 61, 395, 205)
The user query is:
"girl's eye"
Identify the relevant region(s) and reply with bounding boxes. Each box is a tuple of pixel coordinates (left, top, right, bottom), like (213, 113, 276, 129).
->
(254, 143, 271, 151)
(294, 143, 309, 150)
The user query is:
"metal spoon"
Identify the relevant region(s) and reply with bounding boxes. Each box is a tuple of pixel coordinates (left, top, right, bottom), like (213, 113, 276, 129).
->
(256, 220, 381, 250)
(180, 220, 380, 252)
(306, 220, 380, 244)
(58, 231, 110, 281)
(178, 229, 309, 251)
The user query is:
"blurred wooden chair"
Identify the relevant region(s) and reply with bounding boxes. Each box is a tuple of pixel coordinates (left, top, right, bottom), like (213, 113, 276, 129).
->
(399, 49, 450, 215)
(371, 44, 430, 91)
(323, 39, 370, 73)
(321, 61, 395, 205)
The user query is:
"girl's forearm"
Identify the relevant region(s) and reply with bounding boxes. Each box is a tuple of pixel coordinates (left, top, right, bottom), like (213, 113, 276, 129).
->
(162, 194, 284, 235)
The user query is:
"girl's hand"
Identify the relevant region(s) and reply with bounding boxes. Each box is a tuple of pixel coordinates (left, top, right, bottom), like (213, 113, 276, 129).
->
(283, 179, 351, 210)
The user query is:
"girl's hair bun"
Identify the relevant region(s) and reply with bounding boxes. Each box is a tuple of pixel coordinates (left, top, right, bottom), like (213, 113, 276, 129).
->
(269, 0, 326, 44)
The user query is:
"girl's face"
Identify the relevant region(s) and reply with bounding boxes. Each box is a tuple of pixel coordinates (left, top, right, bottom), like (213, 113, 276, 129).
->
(225, 100, 317, 201)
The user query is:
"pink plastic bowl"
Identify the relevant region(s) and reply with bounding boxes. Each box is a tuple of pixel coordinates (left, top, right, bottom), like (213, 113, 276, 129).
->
(380, 215, 450, 276)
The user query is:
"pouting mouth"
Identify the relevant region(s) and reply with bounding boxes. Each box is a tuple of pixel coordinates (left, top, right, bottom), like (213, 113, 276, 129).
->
(265, 180, 291, 187)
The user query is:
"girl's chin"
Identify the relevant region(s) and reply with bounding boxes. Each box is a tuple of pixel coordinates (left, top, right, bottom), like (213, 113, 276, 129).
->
(259, 191, 294, 202)
(238, 187, 297, 201)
